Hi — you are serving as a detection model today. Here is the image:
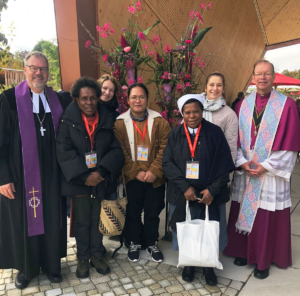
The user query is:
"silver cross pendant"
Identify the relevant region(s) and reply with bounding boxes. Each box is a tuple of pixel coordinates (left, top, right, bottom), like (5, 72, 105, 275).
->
(40, 126, 46, 136)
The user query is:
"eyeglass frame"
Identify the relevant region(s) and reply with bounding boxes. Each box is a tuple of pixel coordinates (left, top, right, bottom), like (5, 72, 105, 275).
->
(26, 65, 49, 74)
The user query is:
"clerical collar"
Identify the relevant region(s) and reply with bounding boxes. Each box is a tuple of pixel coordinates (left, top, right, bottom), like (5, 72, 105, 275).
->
(188, 126, 198, 135)
(256, 92, 271, 100)
(130, 109, 148, 122)
(31, 89, 51, 114)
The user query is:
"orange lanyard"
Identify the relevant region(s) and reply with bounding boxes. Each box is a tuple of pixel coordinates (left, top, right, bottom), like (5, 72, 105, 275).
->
(82, 112, 98, 150)
(183, 121, 201, 159)
(132, 117, 148, 143)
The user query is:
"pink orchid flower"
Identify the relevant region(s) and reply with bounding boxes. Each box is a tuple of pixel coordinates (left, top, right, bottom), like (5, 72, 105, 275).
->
(164, 44, 172, 53)
(185, 82, 191, 87)
(138, 31, 146, 41)
(103, 54, 108, 62)
(185, 40, 192, 44)
(127, 6, 136, 14)
(190, 11, 194, 20)
(138, 76, 143, 83)
(148, 51, 154, 56)
(124, 46, 131, 53)
(196, 12, 204, 23)
(85, 40, 92, 48)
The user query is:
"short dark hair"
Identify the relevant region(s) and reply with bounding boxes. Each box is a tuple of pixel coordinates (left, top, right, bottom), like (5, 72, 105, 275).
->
(253, 59, 275, 74)
(182, 98, 203, 112)
(205, 71, 226, 100)
(238, 92, 244, 99)
(128, 83, 149, 98)
(70, 77, 101, 99)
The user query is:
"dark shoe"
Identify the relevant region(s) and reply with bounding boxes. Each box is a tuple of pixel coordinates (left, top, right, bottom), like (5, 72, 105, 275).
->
(234, 257, 248, 266)
(254, 266, 269, 279)
(76, 260, 90, 279)
(90, 256, 110, 275)
(146, 242, 163, 263)
(41, 267, 62, 283)
(182, 266, 195, 282)
(203, 267, 217, 286)
(128, 242, 141, 262)
(15, 272, 30, 290)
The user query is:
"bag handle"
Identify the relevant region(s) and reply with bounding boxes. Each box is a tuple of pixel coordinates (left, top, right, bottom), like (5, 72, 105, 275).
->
(185, 200, 191, 222)
(185, 201, 210, 224)
(205, 205, 209, 224)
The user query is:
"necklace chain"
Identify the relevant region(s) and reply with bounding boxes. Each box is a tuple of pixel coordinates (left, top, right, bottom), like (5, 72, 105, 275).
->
(31, 91, 47, 127)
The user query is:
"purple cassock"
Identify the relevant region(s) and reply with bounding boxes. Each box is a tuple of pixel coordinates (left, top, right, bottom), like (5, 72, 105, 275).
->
(224, 92, 300, 270)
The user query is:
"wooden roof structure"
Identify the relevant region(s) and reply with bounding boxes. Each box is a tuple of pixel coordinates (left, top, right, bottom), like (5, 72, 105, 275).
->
(54, 0, 300, 104)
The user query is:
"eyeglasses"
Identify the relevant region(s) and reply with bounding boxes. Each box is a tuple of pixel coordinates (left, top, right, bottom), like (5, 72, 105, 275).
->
(129, 96, 147, 101)
(26, 65, 48, 74)
(254, 73, 273, 78)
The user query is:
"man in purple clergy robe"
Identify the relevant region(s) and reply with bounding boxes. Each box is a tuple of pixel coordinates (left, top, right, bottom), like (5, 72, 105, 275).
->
(0, 52, 69, 289)
(224, 60, 300, 279)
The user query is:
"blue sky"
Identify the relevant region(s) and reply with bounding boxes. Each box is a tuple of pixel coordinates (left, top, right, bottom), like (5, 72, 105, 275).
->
(1, 0, 300, 73)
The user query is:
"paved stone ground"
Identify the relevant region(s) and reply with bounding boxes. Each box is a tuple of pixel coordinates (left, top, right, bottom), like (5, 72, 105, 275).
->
(0, 244, 243, 296)
(1, 161, 300, 296)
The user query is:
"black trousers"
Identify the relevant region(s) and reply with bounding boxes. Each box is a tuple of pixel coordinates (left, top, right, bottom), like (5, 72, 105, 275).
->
(125, 180, 165, 246)
(72, 196, 106, 261)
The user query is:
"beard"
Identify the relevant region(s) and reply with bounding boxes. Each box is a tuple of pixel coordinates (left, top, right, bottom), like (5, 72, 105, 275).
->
(27, 75, 47, 90)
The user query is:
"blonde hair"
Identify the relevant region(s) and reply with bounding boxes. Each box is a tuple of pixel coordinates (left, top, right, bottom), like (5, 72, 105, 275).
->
(97, 74, 120, 101)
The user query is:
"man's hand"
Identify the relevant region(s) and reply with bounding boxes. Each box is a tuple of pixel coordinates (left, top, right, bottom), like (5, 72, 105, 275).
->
(247, 160, 267, 178)
(143, 171, 157, 183)
(199, 189, 213, 206)
(0, 183, 16, 199)
(240, 161, 252, 174)
(85, 172, 104, 186)
(136, 171, 146, 182)
(184, 186, 197, 201)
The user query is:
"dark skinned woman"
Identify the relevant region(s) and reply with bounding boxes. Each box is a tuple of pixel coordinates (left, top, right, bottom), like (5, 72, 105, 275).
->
(56, 77, 124, 278)
(162, 94, 235, 286)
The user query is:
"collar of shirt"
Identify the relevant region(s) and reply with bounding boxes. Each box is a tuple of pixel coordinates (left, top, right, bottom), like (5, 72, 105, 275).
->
(130, 109, 148, 122)
(31, 89, 51, 114)
(188, 126, 198, 135)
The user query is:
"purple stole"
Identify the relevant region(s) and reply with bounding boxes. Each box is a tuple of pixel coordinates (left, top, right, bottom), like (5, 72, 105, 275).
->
(15, 80, 63, 237)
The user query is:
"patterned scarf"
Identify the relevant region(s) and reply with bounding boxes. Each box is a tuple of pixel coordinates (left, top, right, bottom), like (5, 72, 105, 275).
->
(202, 92, 226, 123)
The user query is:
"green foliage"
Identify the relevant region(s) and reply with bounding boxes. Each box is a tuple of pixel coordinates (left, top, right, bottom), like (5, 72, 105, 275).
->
(33, 40, 61, 91)
(281, 69, 300, 80)
(0, 0, 9, 12)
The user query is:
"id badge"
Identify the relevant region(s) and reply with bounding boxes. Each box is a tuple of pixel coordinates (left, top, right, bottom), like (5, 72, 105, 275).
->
(137, 145, 149, 161)
(186, 161, 199, 179)
(85, 151, 97, 169)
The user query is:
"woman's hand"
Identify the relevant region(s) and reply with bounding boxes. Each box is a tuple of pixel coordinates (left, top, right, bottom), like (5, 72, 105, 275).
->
(85, 172, 104, 186)
(199, 189, 213, 206)
(136, 171, 146, 182)
(184, 186, 197, 201)
(143, 171, 157, 183)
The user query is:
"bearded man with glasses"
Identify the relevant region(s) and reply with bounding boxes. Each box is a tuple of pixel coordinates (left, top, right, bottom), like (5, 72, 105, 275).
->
(224, 60, 300, 279)
(0, 51, 70, 289)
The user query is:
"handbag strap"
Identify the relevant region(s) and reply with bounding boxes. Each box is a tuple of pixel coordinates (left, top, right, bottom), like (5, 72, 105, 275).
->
(121, 170, 127, 199)
(205, 205, 209, 224)
(185, 200, 191, 222)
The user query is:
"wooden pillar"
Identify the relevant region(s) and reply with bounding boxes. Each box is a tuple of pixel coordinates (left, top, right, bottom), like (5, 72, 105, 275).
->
(53, 0, 98, 92)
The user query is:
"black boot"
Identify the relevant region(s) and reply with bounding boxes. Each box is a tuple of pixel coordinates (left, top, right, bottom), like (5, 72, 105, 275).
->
(254, 266, 269, 279)
(76, 260, 90, 278)
(15, 272, 30, 289)
(182, 266, 195, 282)
(203, 267, 217, 286)
(234, 257, 248, 266)
(41, 267, 62, 283)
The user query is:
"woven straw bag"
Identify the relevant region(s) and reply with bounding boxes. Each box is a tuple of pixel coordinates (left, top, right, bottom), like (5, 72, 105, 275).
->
(99, 172, 127, 236)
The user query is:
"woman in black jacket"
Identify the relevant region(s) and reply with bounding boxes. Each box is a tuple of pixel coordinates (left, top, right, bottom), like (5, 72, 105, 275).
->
(98, 74, 120, 121)
(162, 94, 235, 286)
(56, 77, 124, 279)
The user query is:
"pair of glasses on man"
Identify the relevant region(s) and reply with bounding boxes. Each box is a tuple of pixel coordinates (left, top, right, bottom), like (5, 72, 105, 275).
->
(26, 65, 49, 74)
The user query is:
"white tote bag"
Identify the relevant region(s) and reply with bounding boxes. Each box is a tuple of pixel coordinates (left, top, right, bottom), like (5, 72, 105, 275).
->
(177, 201, 223, 269)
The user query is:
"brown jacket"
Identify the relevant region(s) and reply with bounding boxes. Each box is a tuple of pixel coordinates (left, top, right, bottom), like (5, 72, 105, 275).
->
(114, 108, 171, 188)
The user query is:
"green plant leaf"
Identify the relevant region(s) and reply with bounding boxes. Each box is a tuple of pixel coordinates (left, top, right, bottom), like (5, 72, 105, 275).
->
(192, 27, 212, 48)
(143, 20, 161, 35)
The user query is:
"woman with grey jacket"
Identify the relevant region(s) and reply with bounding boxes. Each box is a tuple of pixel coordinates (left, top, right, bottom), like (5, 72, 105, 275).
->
(199, 72, 238, 251)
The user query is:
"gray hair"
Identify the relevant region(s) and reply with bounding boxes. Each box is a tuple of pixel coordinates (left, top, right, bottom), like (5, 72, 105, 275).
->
(24, 51, 49, 68)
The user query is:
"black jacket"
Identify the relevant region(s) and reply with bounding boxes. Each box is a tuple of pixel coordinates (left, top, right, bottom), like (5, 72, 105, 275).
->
(162, 119, 235, 205)
(56, 101, 125, 198)
(101, 99, 120, 122)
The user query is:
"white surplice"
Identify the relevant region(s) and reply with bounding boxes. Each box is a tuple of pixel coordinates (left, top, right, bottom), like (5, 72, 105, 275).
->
(232, 149, 297, 211)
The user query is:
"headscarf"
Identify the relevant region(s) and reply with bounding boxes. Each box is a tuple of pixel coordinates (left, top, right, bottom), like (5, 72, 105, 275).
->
(177, 94, 204, 116)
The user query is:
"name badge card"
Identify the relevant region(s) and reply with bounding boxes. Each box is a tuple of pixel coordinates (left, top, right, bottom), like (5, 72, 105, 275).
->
(186, 161, 199, 179)
(137, 145, 149, 161)
(85, 152, 97, 169)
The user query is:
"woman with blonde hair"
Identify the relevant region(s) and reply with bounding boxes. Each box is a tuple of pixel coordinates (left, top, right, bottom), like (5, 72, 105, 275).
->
(98, 74, 121, 121)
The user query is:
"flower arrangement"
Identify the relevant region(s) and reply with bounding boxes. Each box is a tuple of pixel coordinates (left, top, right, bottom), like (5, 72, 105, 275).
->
(149, 2, 213, 126)
(82, 0, 160, 112)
